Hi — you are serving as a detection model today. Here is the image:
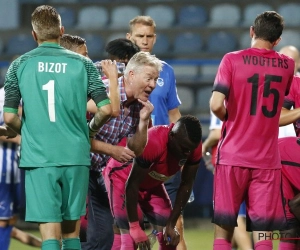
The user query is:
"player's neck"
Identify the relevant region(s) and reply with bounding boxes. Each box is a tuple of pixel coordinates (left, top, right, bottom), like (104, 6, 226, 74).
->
(251, 39, 274, 50)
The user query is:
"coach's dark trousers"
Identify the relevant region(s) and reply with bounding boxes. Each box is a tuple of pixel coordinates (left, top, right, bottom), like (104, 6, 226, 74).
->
(81, 170, 114, 250)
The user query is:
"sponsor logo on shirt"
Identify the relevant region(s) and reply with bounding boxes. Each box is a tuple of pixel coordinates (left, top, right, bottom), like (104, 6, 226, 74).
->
(156, 78, 164, 87)
(148, 171, 171, 182)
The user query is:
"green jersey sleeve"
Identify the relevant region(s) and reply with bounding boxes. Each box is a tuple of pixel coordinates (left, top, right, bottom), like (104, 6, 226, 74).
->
(85, 60, 110, 107)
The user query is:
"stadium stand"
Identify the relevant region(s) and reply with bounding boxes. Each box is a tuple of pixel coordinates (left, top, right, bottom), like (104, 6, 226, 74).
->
(177, 5, 208, 27)
(77, 6, 109, 29)
(208, 3, 241, 27)
(144, 5, 175, 28)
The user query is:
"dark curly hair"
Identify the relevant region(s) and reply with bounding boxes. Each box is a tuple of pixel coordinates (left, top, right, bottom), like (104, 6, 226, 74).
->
(177, 115, 202, 144)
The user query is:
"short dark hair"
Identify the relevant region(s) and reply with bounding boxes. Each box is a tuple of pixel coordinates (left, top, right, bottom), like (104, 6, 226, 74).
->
(105, 38, 140, 61)
(253, 11, 284, 43)
(178, 115, 202, 144)
(60, 34, 86, 51)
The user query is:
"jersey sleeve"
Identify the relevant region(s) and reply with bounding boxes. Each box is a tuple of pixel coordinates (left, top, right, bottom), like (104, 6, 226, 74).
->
(86, 59, 110, 108)
(4, 59, 22, 114)
(212, 53, 232, 98)
(186, 142, 202, 165)
(164, 63, 181, 110)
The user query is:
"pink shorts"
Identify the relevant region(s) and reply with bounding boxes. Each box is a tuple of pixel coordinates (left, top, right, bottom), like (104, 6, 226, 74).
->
(103, 164, 172, 230)
(213, 165, 286, 231)
(282, 165, 300, 228)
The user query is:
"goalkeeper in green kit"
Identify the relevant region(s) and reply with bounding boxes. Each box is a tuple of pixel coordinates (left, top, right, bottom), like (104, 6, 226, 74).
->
(2, 5, 112, 250)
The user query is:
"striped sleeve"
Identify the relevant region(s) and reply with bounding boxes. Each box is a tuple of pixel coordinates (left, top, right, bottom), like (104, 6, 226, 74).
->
(4, 60, 21, 113)
(85, 59, 110, 108)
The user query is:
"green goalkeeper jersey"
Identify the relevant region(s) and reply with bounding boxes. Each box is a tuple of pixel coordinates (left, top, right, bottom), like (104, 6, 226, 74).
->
(4, 42, 110, 168)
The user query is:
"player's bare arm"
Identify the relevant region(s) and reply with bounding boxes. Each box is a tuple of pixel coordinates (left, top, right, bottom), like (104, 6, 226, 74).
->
(126, 160, 151, 249)
(202, 129, 221, 155)
(279, 107, 300, 126)
(168, 108, 181, 124)
(210, 91, 227, 121)
(101, 60, 120, 117)
(0, 126, 20, 143)
(127, 100, 153, 156)
(3, 113, 21, 135)
(88, 104, 112, 137)
(164, 163, 199, 246)
(90, 140, 135, 163)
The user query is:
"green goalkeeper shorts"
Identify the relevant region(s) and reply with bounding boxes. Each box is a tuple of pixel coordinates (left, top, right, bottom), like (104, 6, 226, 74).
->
(25, 165, 89, 223)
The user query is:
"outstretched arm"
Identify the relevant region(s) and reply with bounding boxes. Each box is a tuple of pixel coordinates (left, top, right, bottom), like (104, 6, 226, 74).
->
(202, 128, 221, 155)
(11, 227, 42, 247)
(4, 113, 21, 135)
(126, 159, 151, 249)
(164, 163, 199, 246)
(279, 107, 300, 126)
(90, 139, 135, 163)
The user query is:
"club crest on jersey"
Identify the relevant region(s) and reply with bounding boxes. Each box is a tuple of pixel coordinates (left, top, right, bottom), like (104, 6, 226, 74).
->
(156, 78, 164, 87)
(179, 159, 187, 167)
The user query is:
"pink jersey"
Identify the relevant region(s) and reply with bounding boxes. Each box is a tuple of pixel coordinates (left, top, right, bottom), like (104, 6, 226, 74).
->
(105, 124, 202, 189)
(278, 137, 300, 190)
(213, 48, 294, 169)
(283, 76, 300, 136)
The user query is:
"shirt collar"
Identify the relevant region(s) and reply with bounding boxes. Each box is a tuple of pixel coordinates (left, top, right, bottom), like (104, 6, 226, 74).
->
(38, 42, 62, 48)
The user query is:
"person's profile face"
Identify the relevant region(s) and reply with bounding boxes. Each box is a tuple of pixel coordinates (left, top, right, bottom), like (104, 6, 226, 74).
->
(130, 65, 158, 102)
(128, 23, 156, 53)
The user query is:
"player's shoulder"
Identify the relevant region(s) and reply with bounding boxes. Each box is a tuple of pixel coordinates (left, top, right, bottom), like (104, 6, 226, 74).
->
(148, 125, 170, 144)
(149, 124, 170, 135)
(160, 60, 174, 72)
(292, 74, 300, 84)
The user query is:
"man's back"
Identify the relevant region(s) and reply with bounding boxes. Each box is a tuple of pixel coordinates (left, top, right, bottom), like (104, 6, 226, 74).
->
(5, 43, 100, 167)
(214, 48, 294, 168)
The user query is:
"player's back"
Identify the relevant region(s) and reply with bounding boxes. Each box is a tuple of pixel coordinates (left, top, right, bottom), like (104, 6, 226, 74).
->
(215, 48, 294, 168)
(149, 61, 180, 125)
(15, 44, 94, 167)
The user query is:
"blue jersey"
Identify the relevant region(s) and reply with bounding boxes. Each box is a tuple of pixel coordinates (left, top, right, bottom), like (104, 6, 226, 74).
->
(0, 87, 20, 219)
(149, 61, 181, 125)
(0, 87, 19, 184)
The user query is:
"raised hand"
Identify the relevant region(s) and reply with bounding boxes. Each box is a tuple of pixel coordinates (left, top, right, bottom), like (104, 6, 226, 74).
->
(137, 99, 154, 122)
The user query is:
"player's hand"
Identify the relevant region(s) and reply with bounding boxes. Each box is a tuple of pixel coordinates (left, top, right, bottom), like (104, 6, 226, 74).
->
(111, 145, 136, 163)
(0, 126, 17, 139)
(137, 99, 154, 122)
(163, 226, 180, 246)
(129, 222, 150, 250)
(100, 60, 118, 79)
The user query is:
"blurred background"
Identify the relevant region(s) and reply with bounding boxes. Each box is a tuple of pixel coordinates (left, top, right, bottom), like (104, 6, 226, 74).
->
(0, 0, 298, 224)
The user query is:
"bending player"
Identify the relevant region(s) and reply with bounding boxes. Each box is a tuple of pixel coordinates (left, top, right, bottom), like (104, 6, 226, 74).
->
(103, 115, 202, 249)
(278, 137, 300, 250)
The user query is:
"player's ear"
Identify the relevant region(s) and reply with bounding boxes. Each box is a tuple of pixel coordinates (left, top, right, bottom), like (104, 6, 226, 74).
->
(273, 37, 281, 47)
(60, 26, 65, 36)
(31, 30, 38, 42)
